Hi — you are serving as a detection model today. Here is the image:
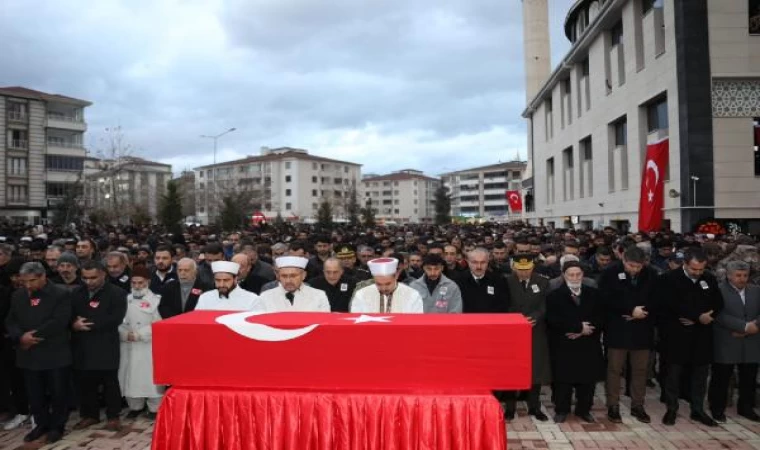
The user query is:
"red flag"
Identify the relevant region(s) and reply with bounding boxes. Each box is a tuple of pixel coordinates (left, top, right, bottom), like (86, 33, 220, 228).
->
(505, 190, 523, 212)
(638, 138, 669, 232)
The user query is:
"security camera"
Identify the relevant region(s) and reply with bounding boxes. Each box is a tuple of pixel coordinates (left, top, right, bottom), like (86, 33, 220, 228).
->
(690, 176, 700, 181)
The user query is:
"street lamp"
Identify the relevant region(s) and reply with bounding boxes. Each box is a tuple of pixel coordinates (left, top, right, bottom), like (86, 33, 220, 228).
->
(200, 127, 236, 165)
(690, 175, 699, 207)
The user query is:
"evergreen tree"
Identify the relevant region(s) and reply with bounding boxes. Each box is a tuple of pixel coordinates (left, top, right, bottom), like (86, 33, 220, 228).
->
(219, 193, 246, 231)
(159, 180, 184, 233)
(360, 199, 376, 228)
(317, 199, 333, 229)
(346, 187, 361, 227)
(433, 185, 451, 225)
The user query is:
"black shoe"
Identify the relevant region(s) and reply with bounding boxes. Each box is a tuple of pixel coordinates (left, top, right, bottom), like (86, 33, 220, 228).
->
(47, 429, 63, 443)
(504, 410, 515, 421)
(126, 409, 142, 419)
(630, 407, 651, 424)
(529, 409, 549, 422)
(24, 426, 48, 442)
(712, 412, 727, 424)
(607, 406, 623, 423)
(738, 410, 760, 422)
(146, 412, 157, 421)
(646, 379, 656, 388)
(577, 412, 595, 423)
(554, 413, 567, 423)
(690, 411, 718, 427)
(662, 410, 677, 426)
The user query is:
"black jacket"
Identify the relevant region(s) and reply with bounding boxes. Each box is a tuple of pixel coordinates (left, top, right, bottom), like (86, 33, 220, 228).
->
(4, 281, 72, 370)
(158, 278, 213, 319)
(150, 265, 178, 294)
(50, 274, 85, 292)
(108, 270, 131, 292)
(455, 271, 511, 313)
(657, 268, 724, 365)
(240, 274, 269, 295)
(546, 284, 605, 384)
(599, 262, 658, 350)
(309, 275, 358, 312)
(71, 282, 127, 371)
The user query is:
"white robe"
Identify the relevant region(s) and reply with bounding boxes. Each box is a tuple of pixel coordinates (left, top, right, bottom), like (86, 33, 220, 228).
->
(259, 284, 331, 313)
(119, 292, 164, 399)
(195, 286, 263, 311)
(350, 283, 424, 313)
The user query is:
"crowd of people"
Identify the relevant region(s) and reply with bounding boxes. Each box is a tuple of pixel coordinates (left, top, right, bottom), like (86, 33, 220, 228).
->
(0, 221, 759, 444)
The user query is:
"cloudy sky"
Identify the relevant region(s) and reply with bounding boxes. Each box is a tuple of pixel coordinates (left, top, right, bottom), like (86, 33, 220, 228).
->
(1, 0, 572, 176)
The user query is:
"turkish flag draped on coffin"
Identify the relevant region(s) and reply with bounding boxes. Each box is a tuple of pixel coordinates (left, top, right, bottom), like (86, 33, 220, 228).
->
(505, 190, 523, 212)
(638, 138, 669, 232)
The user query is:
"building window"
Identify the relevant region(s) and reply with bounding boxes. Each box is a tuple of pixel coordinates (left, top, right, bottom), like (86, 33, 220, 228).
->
(611, 20, 623, 46)
(312, 176, 317, 183)
(313, 203, 318, 210)
(751, 0, 760, 34)
(545, 97, 553, 141)
(642, 0, 655, 15)
(562, 147, 574, 202)
(582, 138, 593, 161)
(7, 157, 27, 176)
(394, 199, 399, 205)
(394, 209, 399, 214)
(285, 189, 292, 196)
(285, 202, 292, 210)
(285, 175, 291, 182)
(647, 96, 669, 132)
(285, 162, 291, 169)
(344, 166, 349, 173)
(413, 181, 417, 186)
(615, 118, 628, 145)
(199, 171, 204, 178)
(313, 163, 318, 170)
(8, 185, 27, 203)
(199, 206, 205, 213)
(45, 155, 84, 171)
(754, 118, 760, 176)
(312, 189, 318, 197)
(199, 183, 205, 190)
(394, 181, 399, 186)
(581, 58, 589, 76)
(546, 157, 555, 205)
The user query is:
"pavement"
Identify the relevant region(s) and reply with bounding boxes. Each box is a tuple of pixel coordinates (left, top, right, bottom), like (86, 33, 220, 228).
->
(0, 386, 758, 449)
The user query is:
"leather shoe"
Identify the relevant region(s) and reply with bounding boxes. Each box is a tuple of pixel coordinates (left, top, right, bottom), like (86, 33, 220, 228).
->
(504, 410, 515, 422)
(47, 429, 63, 443)
(607, 406, 622, 423)
(630, 407, 651, 424)
(23, 426, 48, 442)
(690, 411, 718, 427)
(73, 418, 100, 430)
(738, 410, 760, 422)
(529, 409, 549, 422)
(662, 410, 677, 426)
(125, 410, 142, 419)
(712, 412, 727, 423)
(105, 419, 122, 432)
(577, 412, 595, 423)
(554, 413, 567, 423)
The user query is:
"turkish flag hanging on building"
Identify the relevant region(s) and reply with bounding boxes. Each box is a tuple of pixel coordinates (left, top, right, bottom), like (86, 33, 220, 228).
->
(505, 190, 523, 212)
(638, 138, 669, 232)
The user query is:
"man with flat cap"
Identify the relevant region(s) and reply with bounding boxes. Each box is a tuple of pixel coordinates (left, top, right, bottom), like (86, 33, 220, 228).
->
(259, 256, 331, 312)
(351, 258, 424, 313)
(195, 261, 262, 311)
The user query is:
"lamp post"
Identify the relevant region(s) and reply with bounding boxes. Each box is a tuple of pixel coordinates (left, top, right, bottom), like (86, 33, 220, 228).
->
(200, 127, 236, 165)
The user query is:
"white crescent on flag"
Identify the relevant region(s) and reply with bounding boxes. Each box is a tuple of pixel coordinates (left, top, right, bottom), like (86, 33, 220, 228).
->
(216, 311, 319, 342)
(509, 193, 520, 202)
(646, 160, 659, 187)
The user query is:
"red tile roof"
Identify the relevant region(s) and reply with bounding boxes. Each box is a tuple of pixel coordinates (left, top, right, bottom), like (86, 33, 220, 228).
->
(0, 86, 92, 106)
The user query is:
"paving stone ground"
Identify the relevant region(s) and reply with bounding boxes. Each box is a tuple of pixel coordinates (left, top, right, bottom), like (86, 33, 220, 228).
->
(0, 386, 758, 449)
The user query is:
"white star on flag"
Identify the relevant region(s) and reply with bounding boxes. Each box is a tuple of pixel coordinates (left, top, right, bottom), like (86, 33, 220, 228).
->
(648, 190, 654, 202)
(342, 315, 393, 324)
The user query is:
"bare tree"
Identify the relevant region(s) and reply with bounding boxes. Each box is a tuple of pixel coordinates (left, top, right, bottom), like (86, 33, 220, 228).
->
(89, 126, 135, 224)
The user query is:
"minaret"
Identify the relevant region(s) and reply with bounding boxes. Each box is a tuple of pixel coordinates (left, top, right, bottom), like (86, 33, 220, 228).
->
(522, 0, 552, 104)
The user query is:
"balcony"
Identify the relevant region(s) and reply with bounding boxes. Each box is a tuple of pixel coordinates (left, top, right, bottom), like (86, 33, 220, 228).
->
(47, 139, 84, 152)
(7, 111, 27, 123)
(8, 140, 28, 150)
(47, 112, 87, 132)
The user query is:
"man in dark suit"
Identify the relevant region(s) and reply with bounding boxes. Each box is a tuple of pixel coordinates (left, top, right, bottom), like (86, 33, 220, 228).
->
(504, 255, 550, 421)
(309, 258, 357, 312)
(4, 262, 72, 444)
(600, 246, 657, 424)
(546, 261, 604, 424)
(657, 248, 724, 427)
(159, 258, 213, 319)
(71, 261, 127, 432)
(456, 247, 510, 313)
(708, 260, 760, 423)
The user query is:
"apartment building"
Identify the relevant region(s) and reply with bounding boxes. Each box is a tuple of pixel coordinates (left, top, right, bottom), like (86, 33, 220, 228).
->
(84, 156, 173, 222)
(441, 162, 527, 220)
(194, 147, 362, 225)
(361, 169, 440, 224)
(0, 86, 91, 225)
(521, 0, 760, 233)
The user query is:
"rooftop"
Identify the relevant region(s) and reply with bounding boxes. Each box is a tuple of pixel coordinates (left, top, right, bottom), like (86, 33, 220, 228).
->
(0, 86, 92, 106)
(194, 147, 362, 170)
(362, 169, 439, 183)
(440, 161, 527, 177)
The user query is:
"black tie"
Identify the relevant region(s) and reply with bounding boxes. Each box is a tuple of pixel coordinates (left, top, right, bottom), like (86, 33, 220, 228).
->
(286, 292, 295, 305)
